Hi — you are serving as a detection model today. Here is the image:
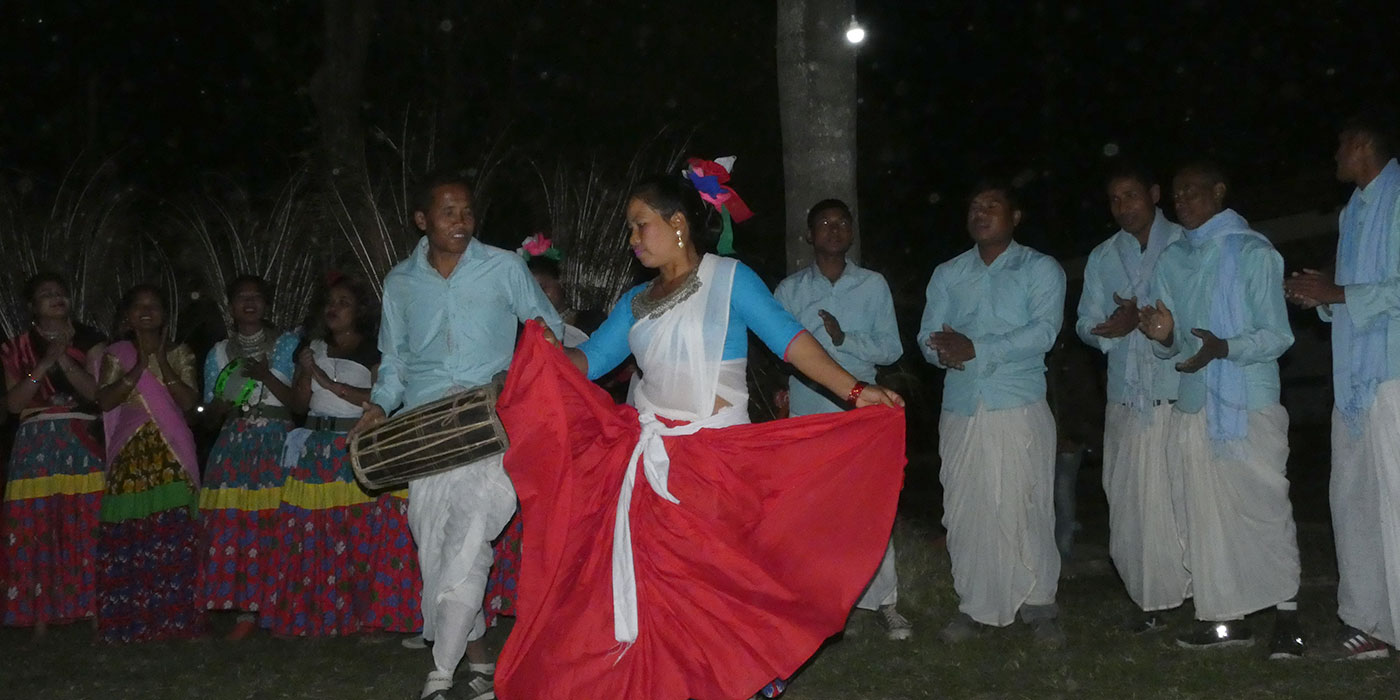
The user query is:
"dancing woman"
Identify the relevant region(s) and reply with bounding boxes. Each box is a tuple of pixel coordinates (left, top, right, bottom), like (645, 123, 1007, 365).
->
(198, 274, 300, 638)
(1, 273, 106, 635)
(92, 285, 205, 642)
(495, 170, 908, 700)
(263, 274, 420, 636)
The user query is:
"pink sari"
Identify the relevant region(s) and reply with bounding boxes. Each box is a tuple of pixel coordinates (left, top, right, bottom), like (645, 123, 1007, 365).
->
(94, 341, 200, 488)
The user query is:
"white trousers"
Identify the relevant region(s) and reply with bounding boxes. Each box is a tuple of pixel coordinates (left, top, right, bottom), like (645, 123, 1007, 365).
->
(1103, 403, 1190, 611)
(1332, 380, 1400, 646)
(406, 454, 517, 675)
(855, 540, 899, 610)
(940, 402, 1058, 626)
(1169, 406, 1299, 621)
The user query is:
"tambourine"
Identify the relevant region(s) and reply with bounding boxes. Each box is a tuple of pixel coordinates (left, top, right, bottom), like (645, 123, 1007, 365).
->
(213, 357, 259, 411)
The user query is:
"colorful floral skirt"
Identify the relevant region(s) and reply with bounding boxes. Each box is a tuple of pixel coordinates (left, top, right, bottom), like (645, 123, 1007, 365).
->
(97, 422, 204, 643)
(197, 416, 292, 612)
(1, 416, 104, 627)
(484, 512, 522, 626)
(262, 429, 421, 636)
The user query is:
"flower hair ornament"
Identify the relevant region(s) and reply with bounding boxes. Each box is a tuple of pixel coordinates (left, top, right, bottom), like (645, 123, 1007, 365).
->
(681, 156, 754, 255)
(517, 233, 564, 262)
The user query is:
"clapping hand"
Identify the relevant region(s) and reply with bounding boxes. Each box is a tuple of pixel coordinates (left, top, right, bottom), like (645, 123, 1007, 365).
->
(1090, 293, 1140, 338)
(1137, 300, 1174, 345)
(927, 324, 974, 370)
(1284, 269, 1341, 309)
(1175, 329, 1228, 374)
(818, 310, 846, 346)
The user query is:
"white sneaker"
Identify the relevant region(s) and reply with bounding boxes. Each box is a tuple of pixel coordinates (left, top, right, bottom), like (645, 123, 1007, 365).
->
(460, 673, 496, 700)
(879, 604, 913, 641)
(401, 634, 431, 649)
(419, 670, 452, 700)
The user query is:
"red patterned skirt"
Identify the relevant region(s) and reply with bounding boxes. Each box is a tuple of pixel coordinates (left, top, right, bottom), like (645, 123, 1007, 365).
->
(197, 416, 292, 612)
(1, 415, 104, 627)
(96, 422, 205, 643)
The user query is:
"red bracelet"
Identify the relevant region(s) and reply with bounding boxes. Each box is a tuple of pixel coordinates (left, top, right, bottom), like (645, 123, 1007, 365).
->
(846, 381, 867, 407)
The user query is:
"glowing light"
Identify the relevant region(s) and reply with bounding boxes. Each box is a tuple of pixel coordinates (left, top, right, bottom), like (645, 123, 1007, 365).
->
(845, 16, 866, 45)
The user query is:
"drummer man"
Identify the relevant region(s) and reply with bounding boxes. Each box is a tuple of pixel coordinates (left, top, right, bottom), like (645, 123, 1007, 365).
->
(352, 172, 562, 700)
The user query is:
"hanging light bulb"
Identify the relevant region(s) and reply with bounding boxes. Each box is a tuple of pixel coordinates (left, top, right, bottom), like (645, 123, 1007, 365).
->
(845, 15, 866, 45)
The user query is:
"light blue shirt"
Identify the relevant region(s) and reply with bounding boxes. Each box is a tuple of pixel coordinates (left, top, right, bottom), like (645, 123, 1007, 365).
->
(1320, 166, 1400, 384)
(918, 241, 1066, 416)
(1150, 223, 1293, 414)
(775, 261, 903, 415)
(1076, 214, 1184, 404)
(370, 237, 563, 413)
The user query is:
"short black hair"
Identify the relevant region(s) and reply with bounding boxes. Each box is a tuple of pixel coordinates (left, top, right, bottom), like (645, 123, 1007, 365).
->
(22, 271, 68, 304)
(1104, 159, 1158, 191)
(969, 178, 1022, 213)
(630, 173, 719, 254)
(1341, 110, 1397, 161)
(413, 170, 474, 216)
(805, 198, 853, 231)
(226, 274, 272, 304)
(526, 256, 562, 280)
(1175, 159, 1230, 190)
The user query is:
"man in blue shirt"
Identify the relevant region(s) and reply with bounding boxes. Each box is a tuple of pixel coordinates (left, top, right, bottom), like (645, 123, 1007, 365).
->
(353, 173, 562, 700)
(1139, 162, 1301, 658)
(1286, 115, 1400, 660)
(918, 181, 1067, 648)
(1076, 162, 1189, 632)
(775, 198, 908, 640)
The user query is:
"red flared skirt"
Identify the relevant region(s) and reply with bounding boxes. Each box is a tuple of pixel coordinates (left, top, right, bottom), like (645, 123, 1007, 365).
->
(495, 323, 907, 700)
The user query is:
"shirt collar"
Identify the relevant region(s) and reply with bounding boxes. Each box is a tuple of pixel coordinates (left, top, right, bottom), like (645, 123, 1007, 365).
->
(807, 258, 860, 286)
(975, 239, 1022, 269)
(411, 236, 482, 276)
(1359, 159, 1400, 204)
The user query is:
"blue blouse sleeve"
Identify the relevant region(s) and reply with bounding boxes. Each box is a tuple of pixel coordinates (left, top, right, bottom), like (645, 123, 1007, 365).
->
(272, 331, 301, 378)
(730, 263, 805, 358)
(580, 285, 645, 380)
(202, 346, 220, 404)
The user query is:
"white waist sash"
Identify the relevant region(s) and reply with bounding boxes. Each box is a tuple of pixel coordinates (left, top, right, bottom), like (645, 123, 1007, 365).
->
(611, 403, 748, 644)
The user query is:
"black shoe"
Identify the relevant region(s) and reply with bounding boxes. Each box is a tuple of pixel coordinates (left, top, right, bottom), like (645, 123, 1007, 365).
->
(1268, 613, 1305, 660)
(1175, 620, 1254, 649)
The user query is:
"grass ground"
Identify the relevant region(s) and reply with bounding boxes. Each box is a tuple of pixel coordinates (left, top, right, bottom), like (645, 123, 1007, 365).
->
(6, 432, 1399, 699)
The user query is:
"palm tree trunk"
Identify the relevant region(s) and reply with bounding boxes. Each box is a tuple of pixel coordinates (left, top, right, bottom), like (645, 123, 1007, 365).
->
(776, 0, 859, 274)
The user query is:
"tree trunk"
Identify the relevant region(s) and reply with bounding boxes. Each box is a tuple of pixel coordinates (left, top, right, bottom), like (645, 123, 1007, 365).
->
(776, 0, 859, 275)
(310, 0, 388, 277)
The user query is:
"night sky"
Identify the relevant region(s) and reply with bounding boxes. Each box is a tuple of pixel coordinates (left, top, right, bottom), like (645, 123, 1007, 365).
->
(3, 0, 1398, 292)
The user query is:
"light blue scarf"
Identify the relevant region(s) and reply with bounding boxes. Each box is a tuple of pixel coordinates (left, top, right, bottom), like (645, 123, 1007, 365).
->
(1184, 209, 1266, 445)
(1115, 210, 1176, 419)
(1334, 159, 1400, 433)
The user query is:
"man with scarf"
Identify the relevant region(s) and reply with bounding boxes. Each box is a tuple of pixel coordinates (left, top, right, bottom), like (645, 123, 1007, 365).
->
(1138, 162, 1302, 658)
(1285, 115, 1400, 660)
(1076, 162, 1189, 632)
(919, 181, 1068, 648)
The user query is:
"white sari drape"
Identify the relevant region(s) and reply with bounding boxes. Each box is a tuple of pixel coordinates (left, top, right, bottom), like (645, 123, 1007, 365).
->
(611, 254, 750, 644)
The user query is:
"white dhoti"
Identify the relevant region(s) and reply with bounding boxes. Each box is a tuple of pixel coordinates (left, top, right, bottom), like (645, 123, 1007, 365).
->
(1169, 406, 1299, 621)
(1103, 402, 1190, 611)
(1331, 380, 1400, 646)
(406, 453, 517, 675)
(940, 401, 1058, 626)
(855, 540, 899, 610)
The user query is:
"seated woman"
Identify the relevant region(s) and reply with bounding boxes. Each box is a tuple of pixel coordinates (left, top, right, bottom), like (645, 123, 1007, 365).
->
(494, 171, 907, 700)
(1, 273, 106, 636)
(263, 274, 420, 636)
(93, 284, 204, 643)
